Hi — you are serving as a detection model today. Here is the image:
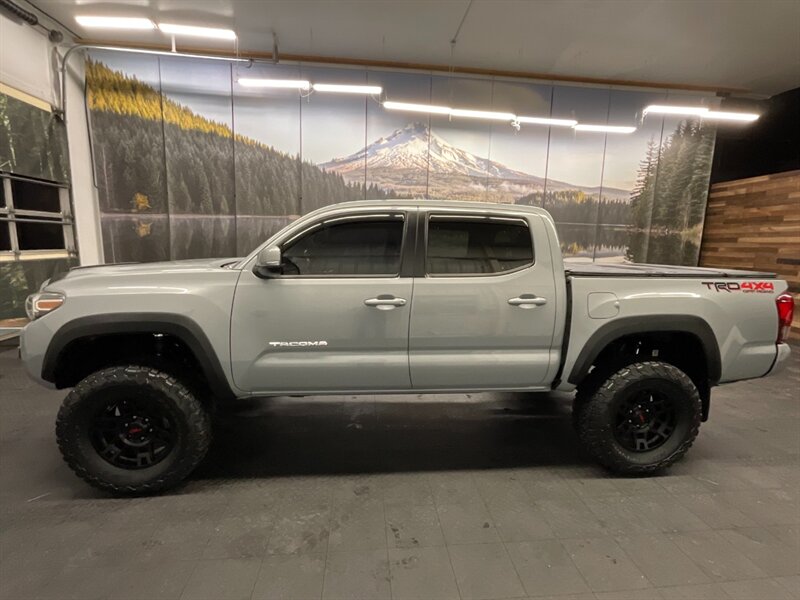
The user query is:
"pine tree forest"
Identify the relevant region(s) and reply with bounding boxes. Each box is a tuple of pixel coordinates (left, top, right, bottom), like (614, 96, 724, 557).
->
(86, 59, 394, 260)
(626, 120, 716, 263)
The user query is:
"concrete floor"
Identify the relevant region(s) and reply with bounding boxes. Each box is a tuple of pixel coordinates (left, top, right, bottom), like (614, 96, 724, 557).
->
(1, 343, 798, 600)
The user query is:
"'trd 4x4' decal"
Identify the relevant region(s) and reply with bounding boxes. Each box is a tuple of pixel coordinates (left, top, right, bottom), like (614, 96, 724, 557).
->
(702, 281, 775, 293)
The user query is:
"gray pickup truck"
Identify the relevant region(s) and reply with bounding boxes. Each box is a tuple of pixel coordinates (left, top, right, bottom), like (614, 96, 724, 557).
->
(20, 200, 793, 494)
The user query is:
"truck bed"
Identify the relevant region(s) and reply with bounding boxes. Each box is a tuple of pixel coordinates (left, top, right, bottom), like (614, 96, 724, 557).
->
(564, 262, 776, 278)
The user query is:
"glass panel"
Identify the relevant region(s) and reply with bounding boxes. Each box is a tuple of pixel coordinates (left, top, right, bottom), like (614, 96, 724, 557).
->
(599, 89, 667, 263)
(232, 62, 302, 255)
(0, 181, 6, 208)
(16, 222, 65, 250)
(366, 70, 432, 199)
(101, 214, 169, 263)
(0, 222, 10, 251)
(160, 57, 235, 218)
(236, 216, 295, 258)
(282, 219, 403, 276)
(86, 50, 168, 214)
(487, 80, 552, 204)
(170, 216, 236, 260)
(0, 92, 69, 183)
(11, 179, 61, 213)
(300, 66, 369, 213)
(428, 76, 493, 202)
(546, 85, 611, 260)
(427, 219, 533, 275)
(645, 91, 718, 266)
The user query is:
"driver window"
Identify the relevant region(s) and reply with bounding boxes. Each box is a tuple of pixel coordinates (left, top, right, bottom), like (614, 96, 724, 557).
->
(281, 216, 404, 276)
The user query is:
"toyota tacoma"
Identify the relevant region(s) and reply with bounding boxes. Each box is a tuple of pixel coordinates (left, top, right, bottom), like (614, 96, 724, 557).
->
(20, 200, 794, 494)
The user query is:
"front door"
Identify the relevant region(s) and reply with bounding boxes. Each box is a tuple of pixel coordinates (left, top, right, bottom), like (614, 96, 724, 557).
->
(409, 212, 557, 390)
(231, 212, 413, 394)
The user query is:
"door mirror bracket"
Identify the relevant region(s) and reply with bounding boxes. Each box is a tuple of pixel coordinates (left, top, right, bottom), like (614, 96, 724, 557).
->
(254, 246, 283, 278)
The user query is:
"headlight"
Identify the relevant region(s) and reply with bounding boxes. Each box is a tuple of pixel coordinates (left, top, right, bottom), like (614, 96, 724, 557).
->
(25, 292, 65, 320)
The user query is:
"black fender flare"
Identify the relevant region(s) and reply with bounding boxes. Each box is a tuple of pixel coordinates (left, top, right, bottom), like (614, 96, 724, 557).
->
(41, 313, 236, 400)
(566, 315, 722, 387)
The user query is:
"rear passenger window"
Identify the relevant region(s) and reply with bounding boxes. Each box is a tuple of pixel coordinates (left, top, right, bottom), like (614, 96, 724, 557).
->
(426, 217, 533, 275)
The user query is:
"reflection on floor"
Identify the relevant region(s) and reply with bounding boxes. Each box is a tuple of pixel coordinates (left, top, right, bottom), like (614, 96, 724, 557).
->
(1, 344, 798, 600)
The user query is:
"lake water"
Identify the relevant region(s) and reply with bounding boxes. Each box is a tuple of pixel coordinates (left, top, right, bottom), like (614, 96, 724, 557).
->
(99, 215, 699, 266)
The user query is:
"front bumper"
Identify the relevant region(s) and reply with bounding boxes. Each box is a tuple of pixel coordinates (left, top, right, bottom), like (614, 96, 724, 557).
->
(19, 323, 55, 389)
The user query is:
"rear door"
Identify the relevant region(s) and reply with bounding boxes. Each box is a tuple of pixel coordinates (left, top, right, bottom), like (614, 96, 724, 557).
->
(409, 211, 557, 390)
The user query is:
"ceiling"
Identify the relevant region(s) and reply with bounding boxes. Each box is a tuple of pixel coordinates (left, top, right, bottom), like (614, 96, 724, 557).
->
(30, 0, 800, 96)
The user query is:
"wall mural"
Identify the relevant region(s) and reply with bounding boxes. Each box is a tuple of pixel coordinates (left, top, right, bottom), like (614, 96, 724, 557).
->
(86, 50, 717, 265)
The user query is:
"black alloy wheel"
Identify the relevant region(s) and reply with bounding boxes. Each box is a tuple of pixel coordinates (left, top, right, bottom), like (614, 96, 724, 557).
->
(90, 395, 177, 470)
(57, 365, 211, 495)
(613, 388, 678, 452)
(573, 361, 702, 475)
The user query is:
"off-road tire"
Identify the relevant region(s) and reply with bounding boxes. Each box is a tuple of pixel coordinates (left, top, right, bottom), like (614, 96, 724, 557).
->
(574, 361, 702, 475)
(56, 365, 211, 495)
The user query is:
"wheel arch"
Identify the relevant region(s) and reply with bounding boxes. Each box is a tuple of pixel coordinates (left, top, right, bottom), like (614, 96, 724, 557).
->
(567, 315, 722, 388)
(41, 313, 235, 401)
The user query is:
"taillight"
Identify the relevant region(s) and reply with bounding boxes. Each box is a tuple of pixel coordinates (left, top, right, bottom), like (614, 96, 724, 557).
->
(776, 293, 794, 344)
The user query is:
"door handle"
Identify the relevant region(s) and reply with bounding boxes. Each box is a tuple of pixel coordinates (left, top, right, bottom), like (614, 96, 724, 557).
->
(508, 294, 547, 308)
(364, 295, 407, 310)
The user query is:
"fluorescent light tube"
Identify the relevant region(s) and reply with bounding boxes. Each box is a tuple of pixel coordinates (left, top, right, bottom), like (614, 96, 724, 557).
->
(312, 83, 382, 94)
(574, 124, 637, 134)
(644, 105, 710, 116)
(450, 108, 516, 121)
(516, 116, 578, 127)
(238, 78, 310, 90)
(76, 16, 156, 29)
(91, 46, 251, 63)
(703, 110, 760, 122)
(643, 104, 759, 122)
(158, 23, 237, 40)
(383, 101, 452, 115)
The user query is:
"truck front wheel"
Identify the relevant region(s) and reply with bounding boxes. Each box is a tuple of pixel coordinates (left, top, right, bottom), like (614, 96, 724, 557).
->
(574, 361, 702, 475)
(56, 365, 211, 495)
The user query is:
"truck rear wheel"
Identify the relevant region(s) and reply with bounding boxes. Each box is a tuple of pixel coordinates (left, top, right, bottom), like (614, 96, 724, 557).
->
(56, 365, 211, 495)
(574, 361, 701, 475)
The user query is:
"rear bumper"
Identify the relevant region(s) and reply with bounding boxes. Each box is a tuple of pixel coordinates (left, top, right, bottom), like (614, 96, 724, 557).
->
(767, 343, 792, 376)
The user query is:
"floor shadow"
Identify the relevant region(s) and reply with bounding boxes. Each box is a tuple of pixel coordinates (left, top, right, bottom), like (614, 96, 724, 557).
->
(194, 391, 587, 481)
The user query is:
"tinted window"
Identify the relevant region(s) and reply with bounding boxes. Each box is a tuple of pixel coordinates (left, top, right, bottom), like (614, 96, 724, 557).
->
(426, 218, 533, 275)
(11, 180, 61, 213)
(282, 218, 403, 276)
(0, 223, 10, 251)
(16, 221, 65, 250)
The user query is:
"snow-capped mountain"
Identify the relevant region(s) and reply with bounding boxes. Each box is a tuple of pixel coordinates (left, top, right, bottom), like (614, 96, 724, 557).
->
(320, 122, 538, 181)
(319, 122, 629, 201)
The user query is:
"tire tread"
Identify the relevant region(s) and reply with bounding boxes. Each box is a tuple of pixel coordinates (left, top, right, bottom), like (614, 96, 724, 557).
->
(575, 361, 702, 475)
(55, 365, 211, 495)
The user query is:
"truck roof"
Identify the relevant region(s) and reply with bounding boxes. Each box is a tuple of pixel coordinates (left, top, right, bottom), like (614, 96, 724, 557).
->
(307, 199, 551, 218)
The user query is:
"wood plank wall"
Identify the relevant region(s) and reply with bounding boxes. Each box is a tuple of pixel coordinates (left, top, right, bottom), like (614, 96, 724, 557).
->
(699, 170, 800, 336)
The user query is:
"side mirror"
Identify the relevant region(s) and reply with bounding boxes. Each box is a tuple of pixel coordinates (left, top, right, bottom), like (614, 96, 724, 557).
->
(254, 246, 282, 278)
